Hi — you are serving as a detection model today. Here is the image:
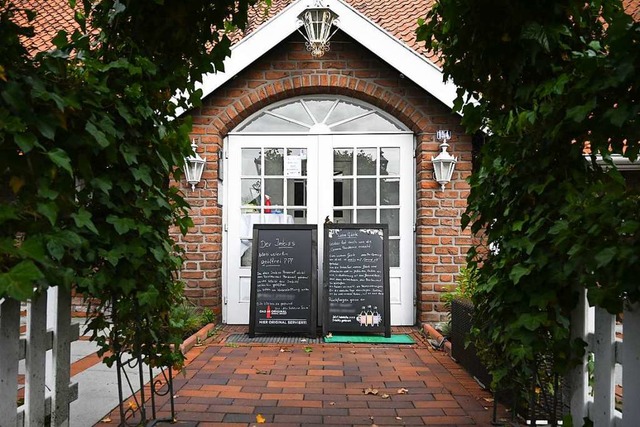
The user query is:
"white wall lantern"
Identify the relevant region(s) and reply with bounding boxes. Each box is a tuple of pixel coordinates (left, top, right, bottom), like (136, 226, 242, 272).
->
(184, 138, 206, 191)
(432, 130, 457, 191)
(297, 1, 339, 58)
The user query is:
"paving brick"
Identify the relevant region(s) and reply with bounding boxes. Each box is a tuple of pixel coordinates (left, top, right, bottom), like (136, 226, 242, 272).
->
(273, 414, 323, 423)
(420, 415, 475, 424)
(222, 413, 268, 423)
(95, 327, 513, 426)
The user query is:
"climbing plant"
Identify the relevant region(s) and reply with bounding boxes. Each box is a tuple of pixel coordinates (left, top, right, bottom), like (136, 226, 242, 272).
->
(0, 0, 263, 368)
(417, 0, 640, 397)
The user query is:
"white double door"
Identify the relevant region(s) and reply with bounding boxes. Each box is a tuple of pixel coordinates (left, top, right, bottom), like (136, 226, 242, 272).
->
(224, 133, 415, 325)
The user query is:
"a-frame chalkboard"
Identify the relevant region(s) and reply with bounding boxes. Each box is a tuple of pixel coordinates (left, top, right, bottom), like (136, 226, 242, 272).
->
(249, 224, 317, 338)
(323, 224, 391, 337)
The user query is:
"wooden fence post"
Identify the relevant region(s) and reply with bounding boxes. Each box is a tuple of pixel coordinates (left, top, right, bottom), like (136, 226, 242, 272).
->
(51, 286, 72, 427)
(25, 291, 47, 427)
(623, 302, 640, 427)
(592, 307, 616, 426)
(569, 288, 589, 424)
(0, 298, 20, 427)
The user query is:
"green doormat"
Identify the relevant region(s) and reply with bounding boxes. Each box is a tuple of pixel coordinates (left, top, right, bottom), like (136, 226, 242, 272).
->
(323, 334, 415, 344)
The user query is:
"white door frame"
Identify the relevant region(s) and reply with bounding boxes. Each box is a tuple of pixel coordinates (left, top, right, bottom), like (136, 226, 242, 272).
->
(223, 132, 416, 325)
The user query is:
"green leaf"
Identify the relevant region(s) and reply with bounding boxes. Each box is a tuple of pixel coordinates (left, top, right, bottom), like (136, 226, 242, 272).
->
(47, 239, 65, 260)
(0, 261, 43, 300)
(52, 30, 68, 49)
(14, 133, 39, 153)
(509, 265, 530, 285)
(517, 313, 543, 331)
(20, 237, 47, 262)
(71, 208, 99, 234)
(0, 205, 19, 223)
(35, 116, 57, 140)
(37, 202, 58, 225)
(150, 247, 165, 262)
(85, 121, 110, 147)
(138, 286, 160, 306)
(90, 177, 113, 194)
(106, 215, 134, 235)
(595, 247, 616, 268)
(548, 220, 568, 235)
(565, 98, 596, 122)
(38, 186, 59, 200)
(47, 148, 73, 175)
(131, 165, 152, 186)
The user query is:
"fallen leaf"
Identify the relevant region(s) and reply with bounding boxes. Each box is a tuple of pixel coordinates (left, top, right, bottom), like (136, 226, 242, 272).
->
(304, 346, 313, 353)
(395, 416, 402, 421)
(329, 401, 336, 406)
(380, 393, 390, 399)
(100, 417, 111, 423)
(127, 401, 138, 410)
(350, 350, 357, 354)
(256, 369, 269, 375)
(397, 387, 409, 394)
(256, 413, 266, 423)
(363, 386, 379, 395)
(279, 347, 291, 352)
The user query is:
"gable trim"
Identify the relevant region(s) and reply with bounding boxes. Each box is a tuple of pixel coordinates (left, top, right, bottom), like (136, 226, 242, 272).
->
(176, 0, 458, 117)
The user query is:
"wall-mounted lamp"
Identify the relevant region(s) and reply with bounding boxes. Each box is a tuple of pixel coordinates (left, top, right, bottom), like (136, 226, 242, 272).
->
(432, 130, 457, 191)
(297, 1, 339, 58)
(184, 138, 206, 191)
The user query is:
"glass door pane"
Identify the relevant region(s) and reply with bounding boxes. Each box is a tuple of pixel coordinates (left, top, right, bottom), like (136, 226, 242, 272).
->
(239, 147, 308, 266)
(332, 146, 401, 267)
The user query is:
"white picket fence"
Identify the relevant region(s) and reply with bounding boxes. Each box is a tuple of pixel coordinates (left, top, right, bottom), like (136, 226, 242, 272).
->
(0, 287, 78, 427)
(569, 289, 640, 427)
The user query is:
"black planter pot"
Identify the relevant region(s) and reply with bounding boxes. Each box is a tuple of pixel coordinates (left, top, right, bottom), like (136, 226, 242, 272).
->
(450, 298, 569, 425)
(450, 298, 492, 388)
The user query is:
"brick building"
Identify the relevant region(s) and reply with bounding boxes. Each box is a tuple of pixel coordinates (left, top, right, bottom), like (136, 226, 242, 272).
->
(176, 0, 473, 326)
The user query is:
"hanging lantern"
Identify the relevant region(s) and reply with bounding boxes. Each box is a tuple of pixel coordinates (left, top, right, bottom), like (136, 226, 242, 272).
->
(297, 1, 339, 58)
(432, 130, 457, 191)
(184, 138, 206, 191)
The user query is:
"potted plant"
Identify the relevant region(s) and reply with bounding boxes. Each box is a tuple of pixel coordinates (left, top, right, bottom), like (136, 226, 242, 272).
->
(444, 267, 493, 389)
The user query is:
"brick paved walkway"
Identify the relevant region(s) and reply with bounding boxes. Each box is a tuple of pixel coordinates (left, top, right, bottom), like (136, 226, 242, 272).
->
(95, 326, 510, 426)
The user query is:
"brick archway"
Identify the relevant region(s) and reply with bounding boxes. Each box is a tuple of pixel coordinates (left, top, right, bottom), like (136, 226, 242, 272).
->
(183, 38, 472, 324)
(198, 76, 431, 138)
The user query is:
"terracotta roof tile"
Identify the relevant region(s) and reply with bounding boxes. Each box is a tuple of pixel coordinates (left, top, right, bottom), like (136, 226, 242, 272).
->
(10, 0, 640, 65)
(623, 0, 640, 21)
(11, 0, 79, 55)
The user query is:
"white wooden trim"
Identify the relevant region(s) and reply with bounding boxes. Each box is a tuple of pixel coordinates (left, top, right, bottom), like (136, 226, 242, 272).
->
(174, 0, 459, 117)
(594, 154, 640, 171)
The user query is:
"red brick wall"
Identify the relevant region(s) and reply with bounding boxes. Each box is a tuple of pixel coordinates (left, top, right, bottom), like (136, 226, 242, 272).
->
(176, 32, 472, 324)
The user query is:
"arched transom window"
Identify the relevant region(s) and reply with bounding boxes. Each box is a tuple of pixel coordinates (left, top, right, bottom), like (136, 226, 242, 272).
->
(236, 96, 409, 133)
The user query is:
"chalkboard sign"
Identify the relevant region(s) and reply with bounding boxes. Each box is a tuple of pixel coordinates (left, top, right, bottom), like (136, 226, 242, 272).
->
(323, 224, 391, 337)
(249, 225, 317, 337)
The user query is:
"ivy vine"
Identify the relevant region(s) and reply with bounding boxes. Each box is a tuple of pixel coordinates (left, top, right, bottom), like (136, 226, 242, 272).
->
(1, 0, 263, 368)
(418, 0, 640, 403)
